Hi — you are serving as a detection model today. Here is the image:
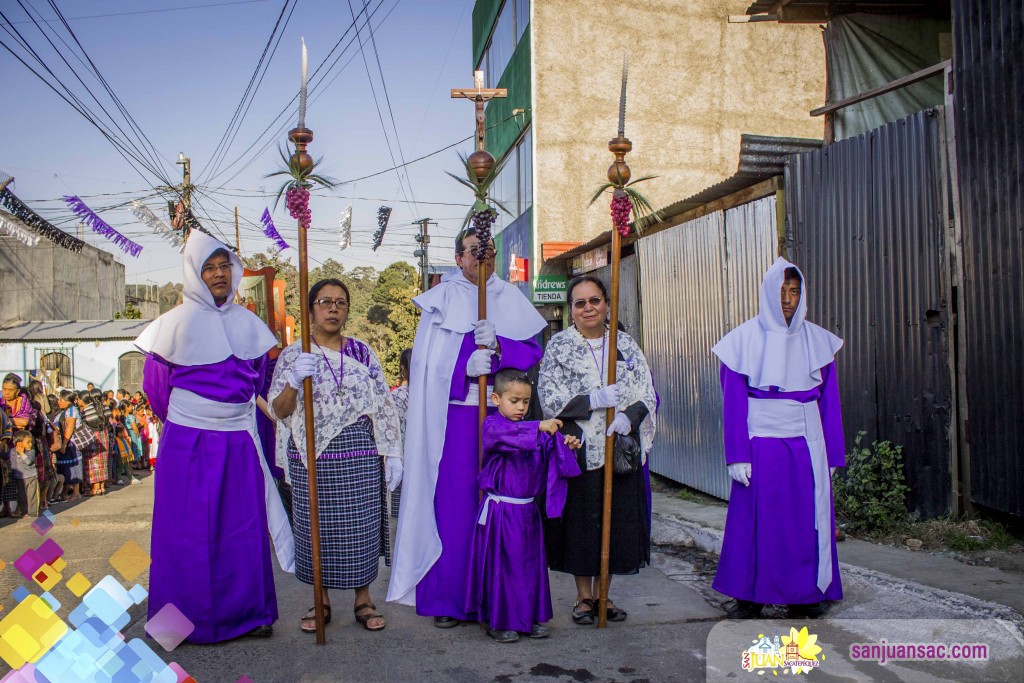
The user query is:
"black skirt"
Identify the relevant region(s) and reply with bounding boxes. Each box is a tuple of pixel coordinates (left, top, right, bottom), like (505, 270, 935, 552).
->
(544, 465, 650, 577)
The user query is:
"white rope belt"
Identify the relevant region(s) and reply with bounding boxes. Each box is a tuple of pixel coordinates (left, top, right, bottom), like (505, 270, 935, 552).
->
(477, 492, 534, 525)
(747, 397, 833, 593)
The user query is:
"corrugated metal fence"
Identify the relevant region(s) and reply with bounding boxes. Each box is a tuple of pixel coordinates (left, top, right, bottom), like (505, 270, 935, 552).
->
(638, 197, 778, 499)
(786, 108, 953, 519)
(952, 0, 1024, 516)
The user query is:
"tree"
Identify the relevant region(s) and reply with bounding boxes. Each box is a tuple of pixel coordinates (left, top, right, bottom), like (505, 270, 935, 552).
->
(114, 303, 142, 320)
(158, 283, 183, 313)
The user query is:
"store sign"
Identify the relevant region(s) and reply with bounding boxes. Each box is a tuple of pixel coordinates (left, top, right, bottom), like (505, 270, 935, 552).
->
(570, 246, 609, 275)
(533, 275, 568, 303)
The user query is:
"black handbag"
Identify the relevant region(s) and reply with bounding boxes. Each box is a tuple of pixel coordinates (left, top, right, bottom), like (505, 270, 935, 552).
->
(612, 432, 641, 475)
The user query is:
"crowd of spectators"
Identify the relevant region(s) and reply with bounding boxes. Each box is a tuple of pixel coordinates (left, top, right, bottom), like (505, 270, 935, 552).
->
(1, 374, 162, 520)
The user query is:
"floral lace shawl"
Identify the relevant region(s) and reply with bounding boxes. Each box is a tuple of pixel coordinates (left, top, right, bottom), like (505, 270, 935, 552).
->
(268, 338, 402, 464)
(538, 327, 657, 470)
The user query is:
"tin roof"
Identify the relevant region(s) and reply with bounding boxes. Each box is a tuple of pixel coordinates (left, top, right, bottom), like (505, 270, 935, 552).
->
(546, 134, 821, 264)
(0, 320, 151, 343)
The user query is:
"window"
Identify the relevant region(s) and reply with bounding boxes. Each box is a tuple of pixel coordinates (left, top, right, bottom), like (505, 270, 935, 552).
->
(477, 0, 527, 87)
(490, 126, 533, 235)
(519, 126, 533, 215)
(39, 350, 72, 389)
(118, 352, 146, 396)
(515, 0, 530, 42)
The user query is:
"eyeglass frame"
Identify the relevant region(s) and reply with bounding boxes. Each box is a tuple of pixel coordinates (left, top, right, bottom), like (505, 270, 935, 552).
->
(313, 298, 350, 311)
(571, 296, 606, 310)
(200, 263, 233, 275)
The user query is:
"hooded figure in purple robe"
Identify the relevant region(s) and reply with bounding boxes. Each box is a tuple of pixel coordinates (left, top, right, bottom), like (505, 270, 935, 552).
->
(710, 257, 845, 619)
(465, 369, 582, 642)
(135, 231, 294, 643)
(386, 228, 547, 627)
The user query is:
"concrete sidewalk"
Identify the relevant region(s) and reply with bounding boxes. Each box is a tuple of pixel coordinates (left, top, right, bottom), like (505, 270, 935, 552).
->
(651, 488, 1024, 619)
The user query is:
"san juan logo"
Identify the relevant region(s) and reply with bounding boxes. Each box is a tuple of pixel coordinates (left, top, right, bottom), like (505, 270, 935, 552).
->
(741, 627, 824, 675)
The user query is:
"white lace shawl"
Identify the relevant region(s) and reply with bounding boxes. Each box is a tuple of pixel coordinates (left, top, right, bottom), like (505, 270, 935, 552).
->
(268, 340, 402, 464)
(391, 383, 409, 444)
(538, 327, 657, 470)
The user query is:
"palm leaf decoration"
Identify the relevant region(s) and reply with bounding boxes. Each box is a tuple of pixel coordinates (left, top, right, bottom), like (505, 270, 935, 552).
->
(589, 172, 663, 235)
(266, 144, 336, 209)
(445, 151, 514, 227)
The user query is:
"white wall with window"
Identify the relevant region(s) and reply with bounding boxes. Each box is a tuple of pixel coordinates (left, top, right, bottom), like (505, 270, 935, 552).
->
(476, 0, 530, 87)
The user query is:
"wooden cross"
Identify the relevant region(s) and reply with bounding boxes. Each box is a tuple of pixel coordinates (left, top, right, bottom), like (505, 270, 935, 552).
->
(451, 70, 507, 152)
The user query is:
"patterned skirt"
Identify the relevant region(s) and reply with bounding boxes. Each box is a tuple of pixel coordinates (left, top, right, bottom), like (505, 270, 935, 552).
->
(56, 445, 83, 485)
(288, 418, 390, 590)
(84, 431, 109, 485)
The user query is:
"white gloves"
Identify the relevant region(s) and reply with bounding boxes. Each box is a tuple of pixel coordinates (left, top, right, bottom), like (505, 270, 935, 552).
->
(605, 411, 631, 436)
(589, 384, 619, 409)
(385, 456, 403, 492)
(288, 352, 318, 390)
(473, 319, 497, 349)
(466, 349, 495, 377)
(728, 462, 752, 487)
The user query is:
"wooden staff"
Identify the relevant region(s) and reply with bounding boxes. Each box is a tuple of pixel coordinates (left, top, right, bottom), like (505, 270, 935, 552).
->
(290, 125, 327, 644)
(598, 134, 632, 629)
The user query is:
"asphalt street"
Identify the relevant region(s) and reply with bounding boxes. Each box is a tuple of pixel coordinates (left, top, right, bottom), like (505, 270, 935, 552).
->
(2, 475, 1022, 682)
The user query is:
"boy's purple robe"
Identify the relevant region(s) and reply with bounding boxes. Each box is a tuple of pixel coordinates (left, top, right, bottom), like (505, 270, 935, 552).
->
(466, 413, 581, 632)
(143, 353, 278, 643)
(414, 334, 542, 620)
(712, 362, 845, 605)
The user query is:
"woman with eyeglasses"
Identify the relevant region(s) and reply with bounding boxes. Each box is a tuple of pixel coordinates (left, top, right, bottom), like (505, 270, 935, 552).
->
(134, 232, 294, 643)
(537, 275, 658, 626)
(268, 278, 403, 634)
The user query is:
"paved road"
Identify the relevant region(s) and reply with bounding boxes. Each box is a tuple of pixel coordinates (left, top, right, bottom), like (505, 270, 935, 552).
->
(2, 476, 1021, 682)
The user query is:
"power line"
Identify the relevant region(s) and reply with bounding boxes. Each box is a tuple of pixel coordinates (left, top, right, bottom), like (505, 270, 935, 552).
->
(200, 0, 297, 184)
(8, 0, 272, 24)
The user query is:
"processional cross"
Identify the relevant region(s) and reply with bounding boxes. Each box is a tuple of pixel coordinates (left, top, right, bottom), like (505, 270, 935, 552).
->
(449, 70, 508, 485)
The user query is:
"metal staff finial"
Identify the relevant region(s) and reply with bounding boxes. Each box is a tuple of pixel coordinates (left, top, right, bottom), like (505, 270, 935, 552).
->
(618, 50, 629, 138)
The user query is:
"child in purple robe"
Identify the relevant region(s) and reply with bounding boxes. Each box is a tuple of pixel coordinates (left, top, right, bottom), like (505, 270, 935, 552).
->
(467, 369, 582, 643)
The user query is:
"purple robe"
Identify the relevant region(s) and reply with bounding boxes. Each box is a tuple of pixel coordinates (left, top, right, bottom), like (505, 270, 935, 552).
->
(466, 414, 581, 632)
(144, 353, 278, 643)
(415, 334, 542, 620)
(712, 362, 846, 605)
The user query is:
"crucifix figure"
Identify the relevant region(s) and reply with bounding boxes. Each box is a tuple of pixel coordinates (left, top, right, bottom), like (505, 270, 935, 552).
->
(451, 70, 507, 158)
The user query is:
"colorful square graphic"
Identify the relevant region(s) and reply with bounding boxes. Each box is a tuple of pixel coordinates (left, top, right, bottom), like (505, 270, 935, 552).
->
(0, 594, 69, 669)
(145, 603, 195, 652)
(66, 573, 91, 598)
(31, 510, 56, 536)
(108, 541, 150, 582)
(36, 539, 63, 566)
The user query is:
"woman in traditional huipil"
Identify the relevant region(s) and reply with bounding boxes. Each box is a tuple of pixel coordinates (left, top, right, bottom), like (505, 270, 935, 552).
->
(135, 231, 294, 643)
(537, 275, 658, 625)
(711, 257, 845, 619)
(269, 278, 403, 633)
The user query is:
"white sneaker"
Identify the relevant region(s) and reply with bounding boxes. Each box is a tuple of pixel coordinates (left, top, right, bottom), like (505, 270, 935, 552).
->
(131, 478, 141, 484)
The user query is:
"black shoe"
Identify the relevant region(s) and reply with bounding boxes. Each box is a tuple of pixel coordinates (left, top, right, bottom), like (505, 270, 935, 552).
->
(485, 626, 519, 643)
(433, 616, 460, 629)
(528, 623, 550, 639)
(725, 599, 765, 620)
(787, 602, 831, 619)
(244, 624, 273, 638)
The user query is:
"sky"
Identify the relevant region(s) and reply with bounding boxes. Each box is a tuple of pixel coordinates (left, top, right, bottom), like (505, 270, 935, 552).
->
(1, 0, 478, 285)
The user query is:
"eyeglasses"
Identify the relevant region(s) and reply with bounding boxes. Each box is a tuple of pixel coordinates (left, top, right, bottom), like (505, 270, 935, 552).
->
(572, 296, 606, 310)
(459, 246, 496, 259)
(201, 263, 232, 275)
(314, 298, 350, 310)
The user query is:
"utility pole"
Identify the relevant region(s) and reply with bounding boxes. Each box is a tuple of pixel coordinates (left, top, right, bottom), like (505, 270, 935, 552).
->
(235, 206, 242, 255)
(176, 152, 192, 240)
(413, 218, 435, 291)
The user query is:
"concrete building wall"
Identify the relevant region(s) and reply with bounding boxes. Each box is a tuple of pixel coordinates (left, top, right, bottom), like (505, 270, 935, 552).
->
(0, 339, 139, 391)
(532, 0, 826, 256)
(0, 234, 126, 321)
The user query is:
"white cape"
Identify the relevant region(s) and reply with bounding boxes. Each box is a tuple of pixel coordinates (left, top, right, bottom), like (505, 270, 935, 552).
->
(711, 257, 842, 391)
(386, 271, 546, 605)
(135, 230, 277, 365)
